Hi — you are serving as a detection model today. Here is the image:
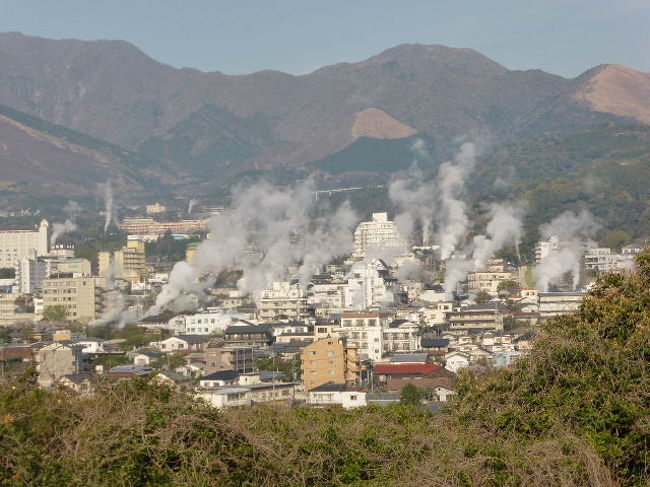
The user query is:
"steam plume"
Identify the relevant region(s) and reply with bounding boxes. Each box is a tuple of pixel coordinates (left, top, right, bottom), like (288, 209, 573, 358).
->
(436, 142, 479, 259)
(389, 164, 436, 245)
(148, 180, 357, 314)
(101, 182, 115, 234)
(188, 198, 198, 214)
(50, 219, 78, 246)
(50, 200, 82, 245)
(534, 210, 600, 291)
(472, 203, 525, 269)
(443, 258, 475, 299)
(91, 257, 137, 328)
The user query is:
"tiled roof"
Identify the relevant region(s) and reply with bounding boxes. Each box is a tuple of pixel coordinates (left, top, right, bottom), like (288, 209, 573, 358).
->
(373, 363, 442, 375)
(390, 353, 430, 363)
(310, 382, 347, 392)
(421, 338, 450, 348)
(201, 369, 239, 382)
(169, 335, 212, 344)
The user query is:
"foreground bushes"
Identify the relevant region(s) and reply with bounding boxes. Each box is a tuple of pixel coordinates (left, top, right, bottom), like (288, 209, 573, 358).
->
(0, 251, 648, 486)
(0, 378, 611, 486)
(457, 252, 650, 485)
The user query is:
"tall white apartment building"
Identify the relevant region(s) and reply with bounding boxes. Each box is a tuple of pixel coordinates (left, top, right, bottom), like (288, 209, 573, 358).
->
(353, 213, 407, 259)
(0, 220, 49, 268)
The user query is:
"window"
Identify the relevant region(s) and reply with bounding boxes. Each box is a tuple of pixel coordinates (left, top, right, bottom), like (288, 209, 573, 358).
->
(350, 395, 357, 401)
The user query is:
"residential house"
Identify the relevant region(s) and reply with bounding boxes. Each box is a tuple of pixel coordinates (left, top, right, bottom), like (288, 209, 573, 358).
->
(132, 351, 162, 366)
(420, 338, 450, 355)
(306, 382, 367, 409)
(57, 372, 94, 394)
(37, 342, 86, 387)
(155, 335, 213, 353)
(382, 320, 420, 354)
(199, 370, 240, 388)
(202, 346, 255, 374)
(444, 351, 471, 373)
(197, 388, 251, 408)
(106, 364, 154, 379)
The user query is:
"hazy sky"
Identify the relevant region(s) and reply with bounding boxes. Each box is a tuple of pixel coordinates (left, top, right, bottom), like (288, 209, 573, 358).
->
(1, 0, 648, 78)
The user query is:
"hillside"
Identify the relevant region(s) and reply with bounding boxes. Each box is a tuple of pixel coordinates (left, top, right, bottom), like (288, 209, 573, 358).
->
(0, 32, 647, 180)
(307, 124, 650, 261)
(0, 103, 175, 194)
(1, 251, 648, 486)
(468, 124, 650, 250)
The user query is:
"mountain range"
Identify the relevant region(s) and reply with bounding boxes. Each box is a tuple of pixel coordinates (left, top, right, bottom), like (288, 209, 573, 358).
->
(0, 31, 649, 199)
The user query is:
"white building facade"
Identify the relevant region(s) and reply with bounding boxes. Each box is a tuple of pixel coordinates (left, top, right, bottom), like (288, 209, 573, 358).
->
(0, 220, 49, 268)
(353, 213, 407, 260)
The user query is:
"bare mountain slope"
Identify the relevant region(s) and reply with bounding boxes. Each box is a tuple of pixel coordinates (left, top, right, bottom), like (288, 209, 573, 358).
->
(0, 103, 173, 193)
(573, 64, 650, 124)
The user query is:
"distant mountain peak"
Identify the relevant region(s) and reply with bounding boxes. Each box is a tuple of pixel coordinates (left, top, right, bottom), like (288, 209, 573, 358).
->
(574, 64, 650, 124)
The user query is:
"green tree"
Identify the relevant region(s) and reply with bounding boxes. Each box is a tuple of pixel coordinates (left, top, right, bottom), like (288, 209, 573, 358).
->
(400, 383, 423, 406)
(475, 290, 491, 303)
(41, 305, 68, 323)
(603, 230, 632, 251)
(497, 279, 520, 294)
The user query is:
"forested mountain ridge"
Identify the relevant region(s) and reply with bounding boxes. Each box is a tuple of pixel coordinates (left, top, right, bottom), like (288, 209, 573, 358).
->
(0, 31, 647, 181)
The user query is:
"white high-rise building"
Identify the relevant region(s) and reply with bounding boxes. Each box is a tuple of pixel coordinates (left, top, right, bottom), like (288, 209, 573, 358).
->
(0, 220, 49, 268)
(353, 213, 407, 260)
(15, 253, 48, 294)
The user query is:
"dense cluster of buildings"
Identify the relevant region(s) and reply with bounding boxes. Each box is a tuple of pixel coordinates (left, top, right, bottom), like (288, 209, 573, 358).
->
(0, 210, 646, 410)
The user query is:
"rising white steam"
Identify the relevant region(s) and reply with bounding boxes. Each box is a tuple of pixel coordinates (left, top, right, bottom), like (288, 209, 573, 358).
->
(441, 203, 525, 298)
(63, 200, 82, 215)
(99, 181, 116, 234)
(91, 257, 137, 328)
(389, 138, 436, 245)
(51, 200, 83, 245)
(188, 198, 198, 214)
(436, 142, 479, 260)
(389, 165, 437, 245)
(472, 203, 525, 269)
(50, 219, 78, 246)
(534, 210, 600, 291)
(443, 258, 475, 299)
(148, 180, 358, 314)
